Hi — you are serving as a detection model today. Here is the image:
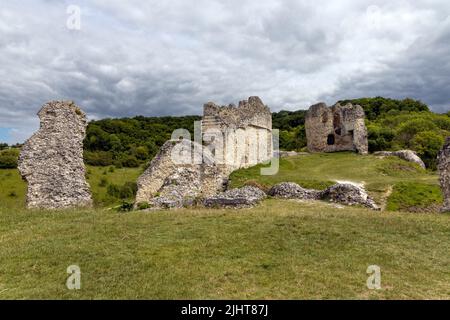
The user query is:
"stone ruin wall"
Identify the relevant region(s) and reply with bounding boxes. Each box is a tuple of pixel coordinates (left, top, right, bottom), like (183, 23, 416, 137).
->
(135, 96, 274, 208)
(135, 139, 228, 208)
(202, 96, 273, 173)
(18, 101, 92, 209)
(438, 137, 450, 212)
(305, 102, 368, 155)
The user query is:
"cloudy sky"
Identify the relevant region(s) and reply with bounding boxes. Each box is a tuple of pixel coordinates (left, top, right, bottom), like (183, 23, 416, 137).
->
(1, 0, 450, 143)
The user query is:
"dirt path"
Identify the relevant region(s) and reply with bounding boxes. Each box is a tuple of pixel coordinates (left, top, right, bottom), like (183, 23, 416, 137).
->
(380, 185, 393, 211)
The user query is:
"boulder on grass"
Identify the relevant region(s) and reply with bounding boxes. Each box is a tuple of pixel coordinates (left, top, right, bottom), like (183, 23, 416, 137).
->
(268, 182, 322, 200)
(374, 150, 426, 169)
(322, 183, 379, 210)
(204, 186, 267, 208)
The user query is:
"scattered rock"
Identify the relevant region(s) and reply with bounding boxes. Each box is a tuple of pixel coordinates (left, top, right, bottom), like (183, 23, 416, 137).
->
(374, 150, 426, 169)
(204, 186, 267, 208)
(305, 102, 368, 155)
(322, 183, 379, 210)
(438, 137, 450, 213)
(268, 182, 379, 210)
(18, 101, 92, 209)
(334, 180, 365, 188)
(268, 182, 322, 200)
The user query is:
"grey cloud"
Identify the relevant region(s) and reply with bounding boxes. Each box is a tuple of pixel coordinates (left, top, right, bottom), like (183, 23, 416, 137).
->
(0, 0, 449, 143)
(320, 16, 450, 113)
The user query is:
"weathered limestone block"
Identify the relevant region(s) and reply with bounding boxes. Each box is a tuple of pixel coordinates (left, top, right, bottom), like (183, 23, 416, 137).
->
(438, 137, 450, 212)
(18, 101, 92, 209)
(135, 139, 228, 209)
(305, 102, 368, 154)
(203, 186, 267, 208)
(374, 150, 426, 169)
(322, 183, 379, 210)
(268, 182, 322, 200)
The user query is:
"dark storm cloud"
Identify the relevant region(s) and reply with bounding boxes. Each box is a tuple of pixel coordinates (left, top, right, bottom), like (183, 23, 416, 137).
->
(320, 15, 450, 113)
(0, 0, 449, 143)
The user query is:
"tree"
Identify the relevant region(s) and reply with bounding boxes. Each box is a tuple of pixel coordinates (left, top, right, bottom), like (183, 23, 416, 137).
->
(396, 118, 438, 147)
(0, 148, 19, 169)
(411, 131, 445, 170)
(134, 146, 149, 160)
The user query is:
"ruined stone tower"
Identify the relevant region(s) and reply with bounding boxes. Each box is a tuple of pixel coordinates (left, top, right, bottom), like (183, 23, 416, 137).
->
(305, 102, 368, 155)
(18, 101, 93, 209)
(202, 96, 273, 173)
(438, 137, 450, 213)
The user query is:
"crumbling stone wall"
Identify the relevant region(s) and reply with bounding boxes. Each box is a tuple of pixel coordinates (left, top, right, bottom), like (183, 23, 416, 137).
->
(438, 137, 450, 212)
(18, 101, 92, 209)
(202, 96, 273, 172)
(135, 139, 228, 209)
(305, 102, 368, 154)
(135, 96, 274, 209)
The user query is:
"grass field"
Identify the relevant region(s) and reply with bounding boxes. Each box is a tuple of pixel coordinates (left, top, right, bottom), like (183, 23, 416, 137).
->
(0, 153, 449, 299)
(0, 166, 143, 209)
(0, 201, 449, 299)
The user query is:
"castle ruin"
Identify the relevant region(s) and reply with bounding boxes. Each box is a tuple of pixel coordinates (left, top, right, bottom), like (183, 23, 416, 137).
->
(135, 96, 273, 209)
(305, 102, 368, 155)
(18, 101, 93, 209)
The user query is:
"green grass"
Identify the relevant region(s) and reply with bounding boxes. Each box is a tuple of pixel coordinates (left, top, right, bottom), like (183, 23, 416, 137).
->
(0, 169, 27, 209)
(230, 153, 440, 211)
(387, 182, 443, 212)
(0, 153, 448, 299)
(85, 166, 143, 207)
(0, 166, 143, 209)
(0, 200, 448, 299)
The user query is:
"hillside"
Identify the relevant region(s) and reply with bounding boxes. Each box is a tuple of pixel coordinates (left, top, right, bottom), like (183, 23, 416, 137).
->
(82, 97, 450, 170)
(0, 152, 444, 212)
(1, 97, 448, 170)
(230, 152, 442, 212)
(0, 151, 449, 299)
(0, 203, 449, 300)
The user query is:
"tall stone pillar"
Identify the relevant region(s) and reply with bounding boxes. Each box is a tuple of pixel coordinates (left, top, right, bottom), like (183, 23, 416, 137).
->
(438, 137, 450, 213)
(18, 101, 93, 209)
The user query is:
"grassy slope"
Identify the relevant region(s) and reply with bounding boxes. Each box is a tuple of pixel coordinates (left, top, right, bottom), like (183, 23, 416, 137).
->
(85, 166, 143, 207)
(230, 152, 441, 210)
(0, 153, 448, 299)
